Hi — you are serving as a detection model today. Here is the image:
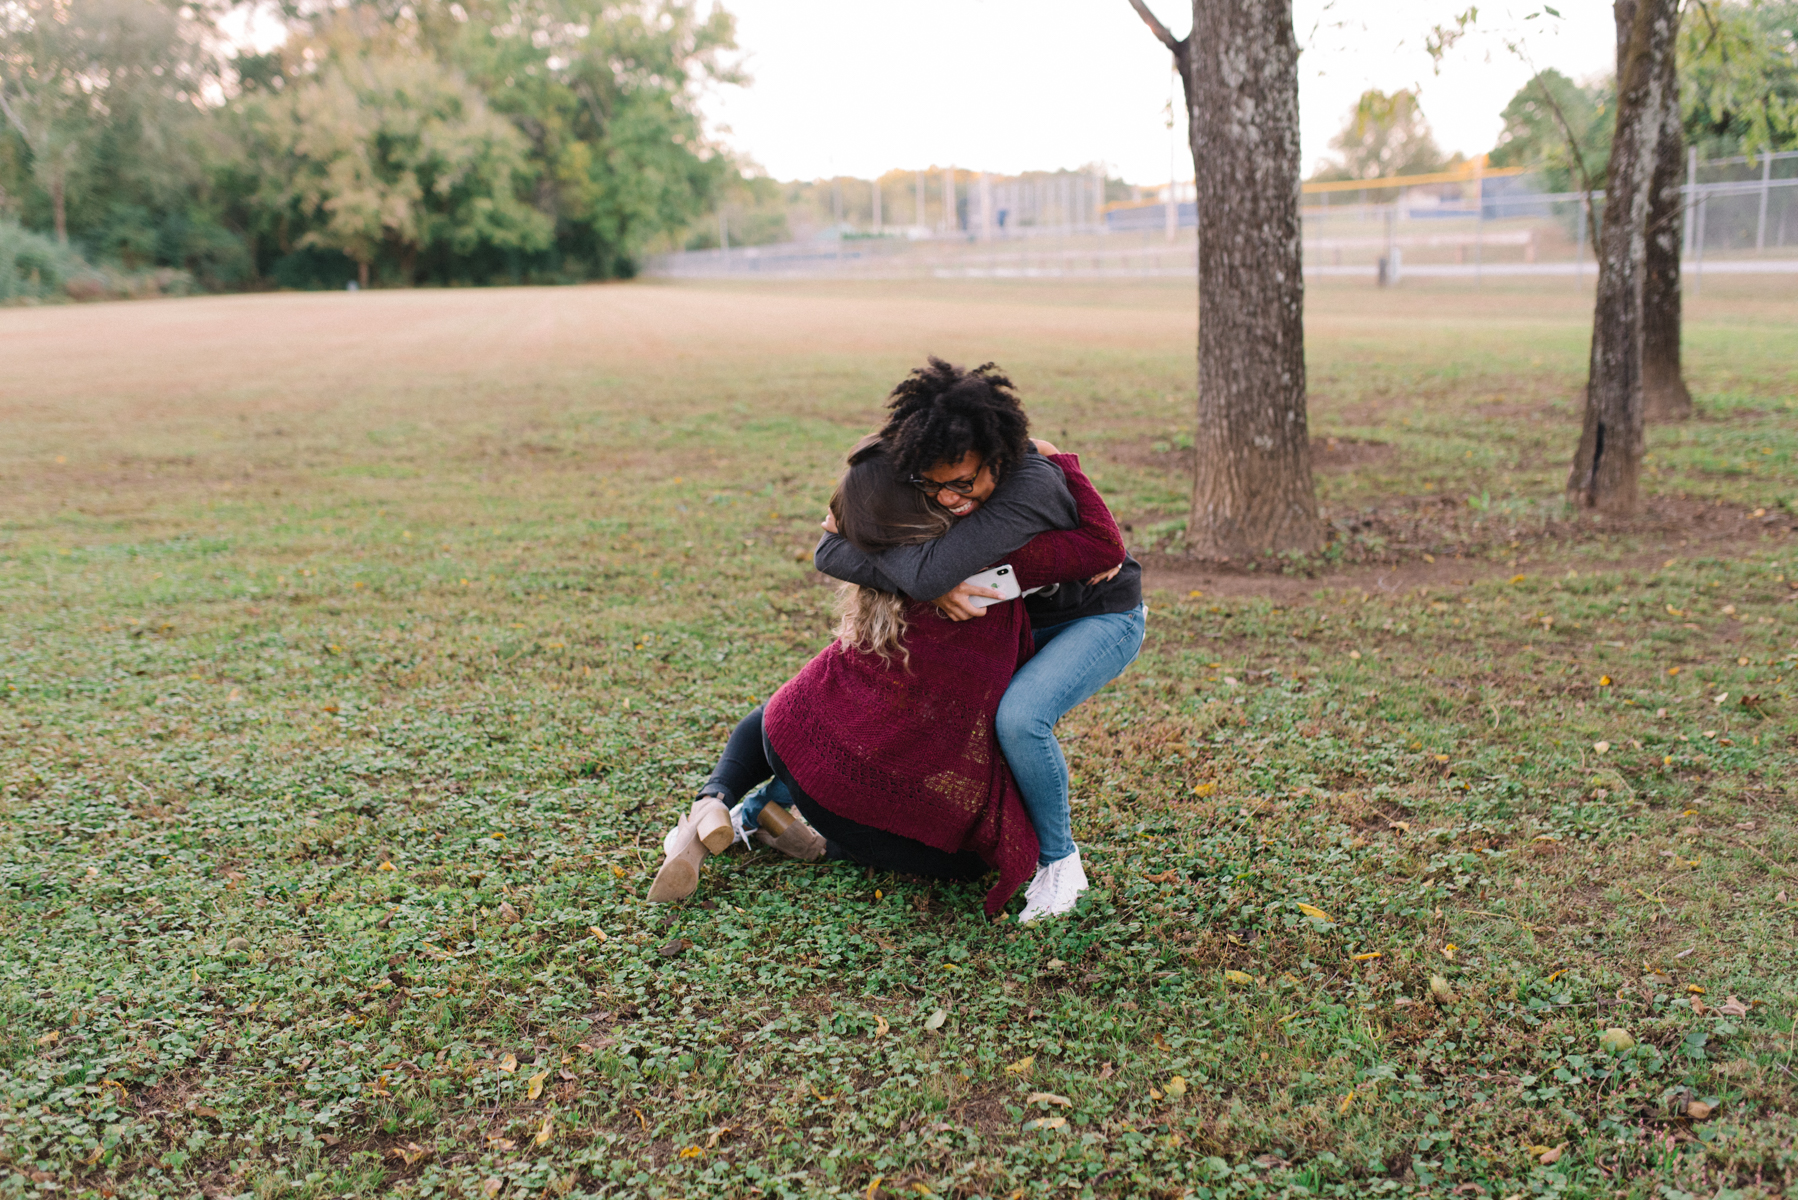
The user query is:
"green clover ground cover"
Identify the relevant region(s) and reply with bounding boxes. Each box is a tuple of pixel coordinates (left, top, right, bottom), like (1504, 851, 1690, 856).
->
(1, 281, 1795, 1199)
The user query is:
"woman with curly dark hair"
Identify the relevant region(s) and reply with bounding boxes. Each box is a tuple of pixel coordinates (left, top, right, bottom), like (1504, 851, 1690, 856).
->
(815, 357, 1145, 923)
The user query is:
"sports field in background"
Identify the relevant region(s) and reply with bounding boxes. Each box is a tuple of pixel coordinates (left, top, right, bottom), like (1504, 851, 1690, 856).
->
(1, 274, 1795, 1199)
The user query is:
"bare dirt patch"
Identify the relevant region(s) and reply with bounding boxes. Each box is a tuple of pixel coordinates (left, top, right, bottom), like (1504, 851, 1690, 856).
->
(1140, 496, 1797, 601)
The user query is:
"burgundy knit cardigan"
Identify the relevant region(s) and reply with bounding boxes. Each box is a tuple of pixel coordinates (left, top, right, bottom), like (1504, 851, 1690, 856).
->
(764, 454, 1127, 916)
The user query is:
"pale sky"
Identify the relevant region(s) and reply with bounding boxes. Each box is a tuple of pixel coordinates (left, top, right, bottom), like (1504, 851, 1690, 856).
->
(698, 1, 1617, 185)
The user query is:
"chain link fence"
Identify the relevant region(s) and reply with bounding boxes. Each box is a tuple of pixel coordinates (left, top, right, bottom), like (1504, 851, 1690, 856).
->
(647, 152, 1798, 282)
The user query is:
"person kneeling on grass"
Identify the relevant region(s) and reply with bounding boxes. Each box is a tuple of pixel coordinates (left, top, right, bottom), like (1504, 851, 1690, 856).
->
(647, 432, 1127, 918)
(813, 358, 1146, 922)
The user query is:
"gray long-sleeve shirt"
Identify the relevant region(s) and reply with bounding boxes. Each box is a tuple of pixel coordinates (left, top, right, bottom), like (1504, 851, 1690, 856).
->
(813, 447, 1078, 601)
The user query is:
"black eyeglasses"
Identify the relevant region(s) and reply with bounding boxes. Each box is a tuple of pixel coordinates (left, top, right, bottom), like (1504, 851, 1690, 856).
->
(908, 470, 983, 497)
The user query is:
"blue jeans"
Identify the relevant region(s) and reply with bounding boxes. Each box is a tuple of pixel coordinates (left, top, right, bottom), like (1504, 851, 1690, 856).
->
(996, 604, 1146, 865)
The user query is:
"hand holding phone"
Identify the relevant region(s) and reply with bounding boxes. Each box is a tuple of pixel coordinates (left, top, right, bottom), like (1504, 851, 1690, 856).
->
(960, 564, 1022, 609)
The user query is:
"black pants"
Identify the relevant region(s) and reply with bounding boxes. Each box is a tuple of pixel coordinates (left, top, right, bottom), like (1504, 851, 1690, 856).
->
(701, 706, 987, 883)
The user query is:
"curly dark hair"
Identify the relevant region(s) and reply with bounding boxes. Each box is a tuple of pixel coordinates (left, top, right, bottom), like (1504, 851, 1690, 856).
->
(879, 357, 1031, 482)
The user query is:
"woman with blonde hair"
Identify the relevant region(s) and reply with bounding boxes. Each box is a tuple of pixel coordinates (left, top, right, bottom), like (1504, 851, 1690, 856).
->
(648, 434, 1125, 918)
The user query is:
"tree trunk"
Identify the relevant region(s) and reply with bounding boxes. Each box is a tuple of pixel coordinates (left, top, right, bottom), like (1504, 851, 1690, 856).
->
(1155, 0, 1319, 557)
(1568, 0, 1679, 513)
(50, 170, 67, 244)
(1640, 13, 1691, 422)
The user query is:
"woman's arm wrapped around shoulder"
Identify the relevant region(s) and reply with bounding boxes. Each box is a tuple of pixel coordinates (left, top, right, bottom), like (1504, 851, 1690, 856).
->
(1007, 454, 1126, 591)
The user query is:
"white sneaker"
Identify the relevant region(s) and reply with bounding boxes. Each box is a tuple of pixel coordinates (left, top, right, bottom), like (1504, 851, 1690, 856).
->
(1017, 848, 1088, 924)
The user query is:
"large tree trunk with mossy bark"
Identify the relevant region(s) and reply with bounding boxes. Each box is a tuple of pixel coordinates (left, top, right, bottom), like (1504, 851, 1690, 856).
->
(1568, 0, 1679, 513)
(1640, 6, 1691, 422)
(1129, 0, 1321, 558)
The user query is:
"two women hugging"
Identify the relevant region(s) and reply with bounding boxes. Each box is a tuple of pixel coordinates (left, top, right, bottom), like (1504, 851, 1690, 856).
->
(648, 357, 1145, 922)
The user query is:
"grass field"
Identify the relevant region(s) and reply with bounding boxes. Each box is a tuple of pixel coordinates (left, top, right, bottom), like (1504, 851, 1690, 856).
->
(1, 275, 1795, 1200)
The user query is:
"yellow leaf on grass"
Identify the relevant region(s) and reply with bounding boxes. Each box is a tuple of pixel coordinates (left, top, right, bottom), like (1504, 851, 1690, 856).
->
(873, 1014, 890, 1038)
(1193, 782, 1217, 797)
(678, 1144, 702, 1159)
(534, 1114, 553, 1147)
(498, 1054, 518, 1073)
(1510, 574, 1526, 584)
(924, 1009, 947, 1031)
(527, 1071, 547, 1100)
(1353, 952, 1382, 962)
(1539, 1144, 1564, 1164)
(1166, 1076, 1188, 1099)
(611, 865, 625, 878)
(706, 1125, 734, 1149)
(1224, 970, 1254, 986)
(36, 1031, 58, 1046)
(1592, 741, 1611, 755)
(1599, 675, 1612, 686)
(1339, 1090, 1355, 1112)
(1028, 1091, 1073, 1107)
(1006, 1055, 1035, 1074)
(1024, 1116, 1067, 1130)
(1295, 903, 1332, 922)
(378, 861, 397, 871)
(588, 926, 607, 942)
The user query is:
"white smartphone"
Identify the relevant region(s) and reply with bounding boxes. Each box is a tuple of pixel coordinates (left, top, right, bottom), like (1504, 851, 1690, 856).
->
(962, 563, 1023, 608)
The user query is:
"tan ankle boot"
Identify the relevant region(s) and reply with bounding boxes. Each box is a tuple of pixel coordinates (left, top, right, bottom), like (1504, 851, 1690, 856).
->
(646, 815, 705, 902)
(689, 795, 733, 854)
(755, 802, 827, 862)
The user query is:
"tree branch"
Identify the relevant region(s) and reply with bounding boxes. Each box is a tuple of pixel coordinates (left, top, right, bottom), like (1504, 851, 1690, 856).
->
(1527, 72, 1603, 249)
(0, 74, 41, 153)
(1126, 0, 1185, 54)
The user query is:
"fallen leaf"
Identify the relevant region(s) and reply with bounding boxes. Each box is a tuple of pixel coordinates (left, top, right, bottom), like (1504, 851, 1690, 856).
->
(873, 1014, 890, 1038)
(1143, 870, 1178, 883)
(1193, 782, 1217, 797)
(527, 1070, 547, 1100)
(387, 1142, 429, 1166)
(378, 860, 397, 871)
(1045, 958, 1067, 971)
(923, 1009, 947, 1031)
(1441, 944, 1457, 960)
(1429, 975, 1456, 1004)
(1165, 1075, 1188, 1098)
(1686, 1100, 1715, 1120)
(533, 1113, 553, 1147)
(1224, 969, 1254, 986)
(1718, 996, 1749, 1018)
(1592, 741, 1611, 755)
(1352, 951, 1382, 962)
(1598, 1028, 1635, 1053)
(1349, 650, 1361, 660)
(588, 926, 607, 942)
(1539, 1144, 1564, 1165)
(1294, 902, 1332, 922)
(1510, 574, 1526, 584)
(1599, 675, 1612, 686)
(498, 1053, 518, 1073)
(1006, 1055, 1035, 1074)
(1027, 1091, 1072, 1107)
(678, 1145, 702, 1159)
(498, 901, 520, 924)
(482, 1179, 503, 1198)
(1148, 1087, 1163, 1100)
(36, 1031, 58, 1046)
(1339, 1091, 1354, 1112)
(705, 1125, 733, 1149)
(657, 937, 690, 958)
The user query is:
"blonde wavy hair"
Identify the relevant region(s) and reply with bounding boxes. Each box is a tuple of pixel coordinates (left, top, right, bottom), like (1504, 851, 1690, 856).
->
(829, 435, 950, 665)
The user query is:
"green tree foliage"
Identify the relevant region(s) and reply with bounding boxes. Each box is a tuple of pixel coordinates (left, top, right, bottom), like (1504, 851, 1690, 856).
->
(0, 0, 232, 273)
(1313, 89, 1447, 181)
(1, 0, 740, 290)
(1681, 0, 1798, 157)
(1489, 69, 1615, 193)
(448, 0, 739, 278)
(244, 43, 553, 287)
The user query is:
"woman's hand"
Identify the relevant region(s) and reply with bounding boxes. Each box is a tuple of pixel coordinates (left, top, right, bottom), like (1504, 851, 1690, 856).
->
(933, 580, 1003, 621)
(821, 510, 839, 534)
(1086, 564, 1123, 585)
(1031, 437, 1062, 456)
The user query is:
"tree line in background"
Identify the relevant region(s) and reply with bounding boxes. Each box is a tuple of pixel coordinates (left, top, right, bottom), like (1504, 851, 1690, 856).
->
(1319, 1, 1797, 189)
(0, 0, 739, 293)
